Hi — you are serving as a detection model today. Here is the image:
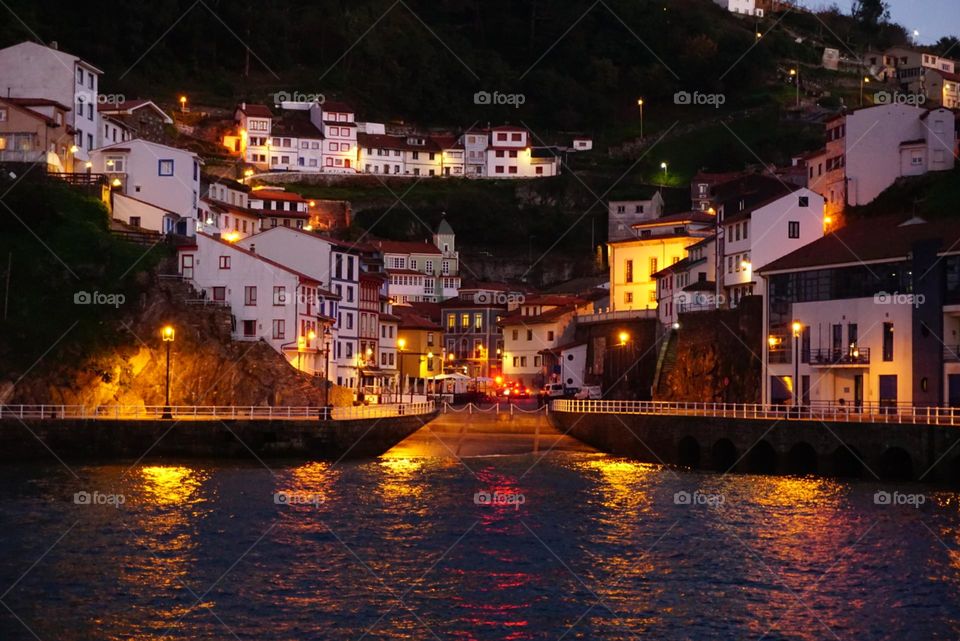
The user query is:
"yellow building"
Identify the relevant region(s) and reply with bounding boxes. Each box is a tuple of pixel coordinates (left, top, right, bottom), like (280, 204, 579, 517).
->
(608, 212, 714, 311)
(395, 306, 443, 380)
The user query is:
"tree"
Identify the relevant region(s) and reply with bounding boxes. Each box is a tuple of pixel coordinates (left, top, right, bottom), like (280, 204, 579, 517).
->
(851, 0, 889, 30)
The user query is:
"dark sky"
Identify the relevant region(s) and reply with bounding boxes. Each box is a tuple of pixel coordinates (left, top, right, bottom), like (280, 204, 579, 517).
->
(800, 0, 959, 45)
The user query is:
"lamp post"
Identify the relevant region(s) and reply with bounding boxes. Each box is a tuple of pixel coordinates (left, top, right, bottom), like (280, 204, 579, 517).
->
(397, 338, 406, 404)
(322, 326, 332, 412)
(179, 95, 187, 113)
(790, 68, 799, 108)
(792, 321, 802, 411)
(660, 162, 668, 185)
(859, 75, 870, 106)
(161, 325, 175, 419)
(637, 98, 644, 139)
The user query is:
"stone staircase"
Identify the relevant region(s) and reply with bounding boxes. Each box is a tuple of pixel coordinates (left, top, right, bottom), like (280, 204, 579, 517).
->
(652, 330, 679, 399)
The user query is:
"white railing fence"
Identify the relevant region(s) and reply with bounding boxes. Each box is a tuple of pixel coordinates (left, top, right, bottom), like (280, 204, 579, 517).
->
(441, 402, 548, 415)
(0, 403, 436, 421)
(551, 399, 960, 427)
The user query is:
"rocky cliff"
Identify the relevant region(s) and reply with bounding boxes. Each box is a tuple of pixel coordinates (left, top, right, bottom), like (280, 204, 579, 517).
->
(3, 274, 352, 408)
(658, 298, 763, 403)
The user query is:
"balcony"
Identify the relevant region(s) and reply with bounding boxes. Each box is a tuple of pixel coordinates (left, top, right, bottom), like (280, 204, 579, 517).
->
(808, 347, 870, 367)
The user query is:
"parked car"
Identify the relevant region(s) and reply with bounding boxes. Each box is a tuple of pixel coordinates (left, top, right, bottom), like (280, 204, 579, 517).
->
(574, 386, 602, 400)
(542, 383, 566, 398)
(502, 382, 531, 399)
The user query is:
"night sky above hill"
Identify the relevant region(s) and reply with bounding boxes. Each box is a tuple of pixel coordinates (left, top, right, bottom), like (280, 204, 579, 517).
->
(800, 0, 960, 44)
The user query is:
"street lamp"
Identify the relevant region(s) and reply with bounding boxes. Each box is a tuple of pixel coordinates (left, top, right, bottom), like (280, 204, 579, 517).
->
(789, 68, 799, 108)
(397, 338, 406, 403)
(792, 321, 802, 410)
(860, 75, 870, 106)
(660, 162, 668, 184)
(619, 331, 629, 346)
(161, 325, 175, 419)
(322, 326, 332, 412)
(179, 95, 187, 112)
(637, 98, 644, 139)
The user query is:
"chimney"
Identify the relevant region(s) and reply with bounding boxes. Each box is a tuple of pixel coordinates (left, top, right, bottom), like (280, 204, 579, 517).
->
(241, 101, 246, 111)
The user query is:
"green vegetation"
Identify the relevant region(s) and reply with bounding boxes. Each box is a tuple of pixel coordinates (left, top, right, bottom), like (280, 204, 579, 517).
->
(847, 168, 960, 221)
(0, 179, 169, 373)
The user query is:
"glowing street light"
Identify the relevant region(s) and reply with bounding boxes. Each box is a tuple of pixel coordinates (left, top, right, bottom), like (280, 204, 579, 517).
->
(860, 75, 871, 105)
(791, 321, 802, 409)
(618, 331, 629, 346)
(637, 98, 644, 138)
(161, 326, 175, 419)
(179, 95, 187, 112)
(789, 68, 800, 108)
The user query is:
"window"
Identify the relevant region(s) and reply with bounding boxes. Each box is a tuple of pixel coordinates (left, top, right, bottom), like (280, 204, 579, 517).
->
(244, 286, 257, 306)
(547, 330, 554, 341)
(883, 322, 894, 361)
(625, 292, 633, 304)
(526, 330, 533, 341)
(911, 151, 923, 166)
(272, 319, 285, 339)
(788, 221, 800, 238)
(798, 196, 809, 207)
(649, 257, 658, 276)
(242, 320, 256, 337)
(474, 313, 483, 331)
(158, 159, 174, 176)
(447, 314, 456, 330)
(273, 286, 287, 306)
(213, 287, 225, 301)
(512, 329, 519, 340)
(219, 256, 231, 269)
(0, 108, 6, 122)
(625, 260, 634, 283)
(511, 133, 522, 141)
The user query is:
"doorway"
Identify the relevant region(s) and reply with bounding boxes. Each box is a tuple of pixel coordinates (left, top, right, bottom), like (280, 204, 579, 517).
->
(879, 375, 898, 414)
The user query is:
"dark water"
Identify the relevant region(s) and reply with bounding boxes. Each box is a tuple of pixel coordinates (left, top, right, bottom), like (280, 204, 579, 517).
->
(1, 450, 960, 640)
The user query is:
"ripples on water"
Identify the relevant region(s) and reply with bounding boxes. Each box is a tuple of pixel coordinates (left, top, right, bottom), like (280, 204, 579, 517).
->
(1, 453, 959, 640)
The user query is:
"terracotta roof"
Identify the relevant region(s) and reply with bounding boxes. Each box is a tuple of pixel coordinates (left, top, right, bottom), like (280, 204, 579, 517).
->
(393, 305, 441, 330)
(0, 98, 60, 125)
(374, 239, 442, 255)
(250, 189, 307, 203)
(98, 99, 172, 123)
(237, 103, 273, 118)
(406, 301, 442, 322)
(758, 215, 960, 274)
(357, 133, 441, 152)
(4, 97, 71, 111)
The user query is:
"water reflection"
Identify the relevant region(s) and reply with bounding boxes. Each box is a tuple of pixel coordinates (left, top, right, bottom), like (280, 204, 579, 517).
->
(2, 456, 960, 640)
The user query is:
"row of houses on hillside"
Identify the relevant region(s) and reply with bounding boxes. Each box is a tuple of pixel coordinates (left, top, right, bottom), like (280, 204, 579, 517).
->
(226, 101, 562, 179)
(864, 46, 960, 109)
(0, 41, 172, 170)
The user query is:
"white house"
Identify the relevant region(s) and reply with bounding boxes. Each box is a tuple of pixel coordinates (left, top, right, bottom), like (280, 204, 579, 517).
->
(234, 226, 370, 387)
(178, 232, 336, 375)
(758, 215, 960, 409)
(0, 40, 104, 160)
(500, 295, 584, 388)
(91, 138, 201, 235)
(316, 100, 357, 173)
(713, 0, 764, 17)
(721, 188, 825, 307)
(462, 128, 489, 176)
(236, 102, 273, 167)
(654, 235, 717, 327)
(842, 105, 956, 208)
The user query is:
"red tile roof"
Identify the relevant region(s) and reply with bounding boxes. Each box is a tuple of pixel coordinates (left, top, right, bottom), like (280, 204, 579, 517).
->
(250, 189, 307, 202)
(374, 239, 442, 255)
(393, 305, 441, 330)
(237, 103, 273, 118)
(5, 97, 71, 111)
(321, 101, 355, 114)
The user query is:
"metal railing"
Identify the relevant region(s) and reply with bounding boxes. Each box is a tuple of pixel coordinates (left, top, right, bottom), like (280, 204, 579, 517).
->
(0, 403, 436, 421)
(808, 347, 870, 366)
(551, 399, 960, 426)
